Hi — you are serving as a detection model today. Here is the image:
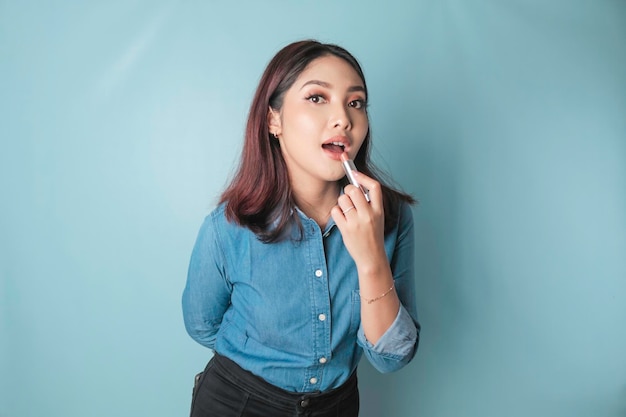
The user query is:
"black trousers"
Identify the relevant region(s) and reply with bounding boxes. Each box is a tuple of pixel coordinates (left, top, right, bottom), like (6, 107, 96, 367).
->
(190, 353, 360, 417)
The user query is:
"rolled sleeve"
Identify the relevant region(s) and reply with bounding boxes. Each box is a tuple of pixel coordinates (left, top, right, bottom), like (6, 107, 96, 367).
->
(357, 305, 419, 373)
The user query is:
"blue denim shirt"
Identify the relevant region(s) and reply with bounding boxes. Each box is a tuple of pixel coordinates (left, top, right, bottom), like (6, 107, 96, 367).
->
(182, 201, 419, 392)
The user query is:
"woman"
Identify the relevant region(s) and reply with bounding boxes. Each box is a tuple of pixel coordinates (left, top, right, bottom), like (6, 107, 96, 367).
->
(183, 39, 420, 417)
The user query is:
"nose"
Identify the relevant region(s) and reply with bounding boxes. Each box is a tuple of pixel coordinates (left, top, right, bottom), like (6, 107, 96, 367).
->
(330, 102, 352, 131)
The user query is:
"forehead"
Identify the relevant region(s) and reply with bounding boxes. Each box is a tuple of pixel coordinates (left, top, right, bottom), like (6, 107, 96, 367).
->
(294, 55, 364, 89)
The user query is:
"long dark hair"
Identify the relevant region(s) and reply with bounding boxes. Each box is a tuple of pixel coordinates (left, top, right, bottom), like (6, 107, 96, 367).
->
(220, 40, 414, 242)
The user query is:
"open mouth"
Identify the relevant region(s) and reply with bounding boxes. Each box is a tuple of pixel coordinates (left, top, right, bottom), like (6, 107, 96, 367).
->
(321, 141, 346, 153)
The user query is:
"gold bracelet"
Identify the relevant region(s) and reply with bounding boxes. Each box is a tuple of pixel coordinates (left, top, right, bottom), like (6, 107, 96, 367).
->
(360, 283, 395, 304)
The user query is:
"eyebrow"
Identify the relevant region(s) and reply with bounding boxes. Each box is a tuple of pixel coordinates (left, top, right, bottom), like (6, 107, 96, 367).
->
(300, 80, 366, 94)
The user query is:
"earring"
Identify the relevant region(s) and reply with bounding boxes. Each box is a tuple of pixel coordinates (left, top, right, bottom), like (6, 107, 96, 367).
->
(272, 132, 279, 139)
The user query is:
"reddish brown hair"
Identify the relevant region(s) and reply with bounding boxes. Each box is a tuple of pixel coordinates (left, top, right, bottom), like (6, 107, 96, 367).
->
(220, 40, 414, 242)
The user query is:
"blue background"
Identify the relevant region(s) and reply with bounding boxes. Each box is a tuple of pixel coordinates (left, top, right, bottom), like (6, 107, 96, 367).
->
(1, 1, 625, 416)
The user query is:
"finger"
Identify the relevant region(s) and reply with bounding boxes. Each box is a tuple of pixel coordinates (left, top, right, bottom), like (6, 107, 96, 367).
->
(342, 205, 356, 215)
(330, 205, 348, 228)
(336, 194, 357, 216)
(353, 172, 382, 211)
(343, 184, 369, 210)
(337, 194, 355, 210)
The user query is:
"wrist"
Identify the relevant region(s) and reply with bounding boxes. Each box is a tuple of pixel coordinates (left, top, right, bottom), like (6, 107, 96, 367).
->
(360, 283, 395, 304)
(355, 249, 389, 276)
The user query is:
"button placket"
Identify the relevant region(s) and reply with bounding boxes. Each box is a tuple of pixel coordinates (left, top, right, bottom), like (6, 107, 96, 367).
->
(306, 222, 331, 394)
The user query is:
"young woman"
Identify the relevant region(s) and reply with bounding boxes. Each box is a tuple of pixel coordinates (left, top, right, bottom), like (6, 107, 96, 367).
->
(183, 39, 420, 417)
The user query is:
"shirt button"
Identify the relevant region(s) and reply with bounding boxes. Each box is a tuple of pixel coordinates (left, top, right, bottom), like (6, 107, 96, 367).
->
(310, 377, 318, 384)
(318, 313, 326, 321)
(319, 357, 327, 364)
(314, 269, 323, 277)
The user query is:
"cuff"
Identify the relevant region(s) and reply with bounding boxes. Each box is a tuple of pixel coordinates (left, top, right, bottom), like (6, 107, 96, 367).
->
(357, 305, 418, 358)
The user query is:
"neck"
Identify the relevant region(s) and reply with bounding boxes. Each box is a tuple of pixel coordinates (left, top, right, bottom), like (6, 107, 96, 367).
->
(292, 181, 341, 228)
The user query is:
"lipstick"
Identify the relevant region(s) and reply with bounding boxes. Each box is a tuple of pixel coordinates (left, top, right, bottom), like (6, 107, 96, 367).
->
(341, 153, 370, 202)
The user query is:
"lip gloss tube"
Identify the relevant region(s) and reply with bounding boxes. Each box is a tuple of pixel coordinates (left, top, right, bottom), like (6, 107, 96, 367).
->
(341, 153, 370, 202)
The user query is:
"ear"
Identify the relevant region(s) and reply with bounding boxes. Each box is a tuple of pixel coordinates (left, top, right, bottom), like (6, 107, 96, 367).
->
(267, 107, 282, 137)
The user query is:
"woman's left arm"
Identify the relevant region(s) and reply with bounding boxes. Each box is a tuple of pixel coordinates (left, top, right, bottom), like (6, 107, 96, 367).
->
(331, 174, 419, 372)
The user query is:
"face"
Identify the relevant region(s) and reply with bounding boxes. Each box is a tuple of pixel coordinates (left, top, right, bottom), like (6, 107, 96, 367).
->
(269, 55, 369, 190)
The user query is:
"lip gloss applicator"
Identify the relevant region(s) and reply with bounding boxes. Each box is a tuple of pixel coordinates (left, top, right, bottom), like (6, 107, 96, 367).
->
(341, 153, 371, 202)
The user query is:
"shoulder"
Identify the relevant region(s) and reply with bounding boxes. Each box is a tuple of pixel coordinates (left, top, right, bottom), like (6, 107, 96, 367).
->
(193, 203, 256, 264)
(204, 202, 249, 239)
(388, 199, 414, 229)
(394, 200, 415, 241)
(192, 204, 226, 255)
(207, 202, 227, 225)
(398, 200, 414, 225)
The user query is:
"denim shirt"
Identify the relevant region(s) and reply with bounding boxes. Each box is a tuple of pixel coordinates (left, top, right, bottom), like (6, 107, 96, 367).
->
(182, 201, 420, 393)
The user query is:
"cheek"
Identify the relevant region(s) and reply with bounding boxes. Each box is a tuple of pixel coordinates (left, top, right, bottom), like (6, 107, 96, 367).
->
(285, 109, 322, 135)
(355, 117, 369, 141)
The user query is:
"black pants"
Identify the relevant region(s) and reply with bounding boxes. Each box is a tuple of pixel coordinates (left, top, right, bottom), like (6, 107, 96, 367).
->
(190, 353, 360, 417)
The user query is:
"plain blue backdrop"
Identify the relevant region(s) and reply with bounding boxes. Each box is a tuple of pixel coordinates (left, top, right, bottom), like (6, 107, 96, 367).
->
(1, 1, 625, 416)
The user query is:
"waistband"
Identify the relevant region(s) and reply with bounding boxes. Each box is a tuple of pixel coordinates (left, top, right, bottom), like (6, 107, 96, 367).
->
(210, 352, 358, 412)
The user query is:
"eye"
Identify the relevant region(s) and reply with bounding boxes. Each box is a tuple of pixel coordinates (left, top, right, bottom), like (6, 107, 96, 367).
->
(306, 94, 327, 104)
(348, 99, 367, 110)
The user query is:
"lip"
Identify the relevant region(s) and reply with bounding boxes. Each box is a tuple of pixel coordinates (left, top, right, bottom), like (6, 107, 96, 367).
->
(322, 135, 351, 153)
(322, 147, 345, 161)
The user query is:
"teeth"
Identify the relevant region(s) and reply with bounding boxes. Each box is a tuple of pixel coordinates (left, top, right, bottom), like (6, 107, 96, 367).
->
(331, 142, 345, 147)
